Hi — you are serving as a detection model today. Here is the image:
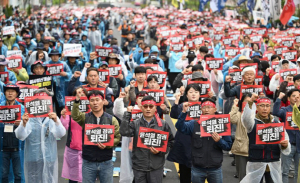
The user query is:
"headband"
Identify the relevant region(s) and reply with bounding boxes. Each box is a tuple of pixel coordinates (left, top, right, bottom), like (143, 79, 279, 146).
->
(141, 100, 156, 106)
(201, 101, 216, 108)
(256, 98, 271, 105)
(241, 67, 256, 76)
(89, 94, 103, 100)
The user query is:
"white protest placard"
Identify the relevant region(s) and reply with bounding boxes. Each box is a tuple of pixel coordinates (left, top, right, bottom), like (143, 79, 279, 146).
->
(7, 50, 22, 57)
(3, 26, 15, 36)
(63, 44, 82, 57)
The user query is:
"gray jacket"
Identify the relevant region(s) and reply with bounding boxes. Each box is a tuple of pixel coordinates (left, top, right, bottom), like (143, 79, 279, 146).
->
(120, 111, 174, 171)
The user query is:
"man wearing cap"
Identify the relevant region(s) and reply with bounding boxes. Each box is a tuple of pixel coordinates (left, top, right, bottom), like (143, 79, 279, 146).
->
(62, 51, 86, 74)
(15, 89, 66, 183)
(25, 42, 50, 71)
(0, 38, 8, 56)
(22, 34, 36, 51)
(0, 55, 17, 85)
(121, 31, 137, 55)
(30, 60, 47, 75)
(241, 94, 290, 183)
(81, 31, 92, 57)
(175, 99, 232, 183)
(0, 84, 25, 183)
(18, 41, 28, 58)
(224, 63, 258, 100)
(44, 49, 72, 116)
(273, 89, 300, 182)
(71, 90, 121, 183)
(88, 25, 102, 51)
(43, 40, 52, 55)
(120, 95, 174, 183)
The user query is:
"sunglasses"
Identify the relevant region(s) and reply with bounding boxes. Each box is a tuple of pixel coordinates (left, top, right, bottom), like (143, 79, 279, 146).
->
(142, 104, 155, 109)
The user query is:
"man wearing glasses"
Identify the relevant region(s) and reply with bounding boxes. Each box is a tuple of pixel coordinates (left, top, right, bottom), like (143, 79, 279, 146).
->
(120, 95, 174, 183)
(241, 93, 290, 183)
(176, 99, 232, 183)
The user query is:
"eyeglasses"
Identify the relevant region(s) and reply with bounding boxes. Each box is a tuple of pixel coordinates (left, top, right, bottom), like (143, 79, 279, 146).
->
(202, 106, 214, 110)
(257, 104, 271, 108)
(142, 105, 155, 109)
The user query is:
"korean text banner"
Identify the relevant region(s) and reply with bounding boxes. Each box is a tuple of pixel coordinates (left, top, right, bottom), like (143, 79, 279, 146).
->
(186, 102, 202, 121)
(199, 114, 231, 137)
(131, 109, 143, 122)
(137, 127, 169, 152)
(256, 123, 285, 144)
(0, 105, 21, 123)
(24, 96, 53, 118)
(142, 89, 165, 106)
(63, 44, 82, 57)
(65, 96, 91, 115)
(16, 84, 39, 103)
(28, 75, 53, 91)
(46, 64, 64, 76)
(285, 112, 299, 130)
(84, 124, 114, 146)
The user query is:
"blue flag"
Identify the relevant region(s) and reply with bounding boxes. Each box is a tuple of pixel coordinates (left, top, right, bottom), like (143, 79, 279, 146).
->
(237, 0, 246, 6)
(247, 0, 255, 13)
(199, 0, 209, 12)
(217, 0, 227, 12)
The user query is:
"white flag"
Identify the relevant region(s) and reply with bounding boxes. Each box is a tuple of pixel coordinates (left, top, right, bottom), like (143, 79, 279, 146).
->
(261, 0, 270, 25)
(270, 0, 281, 20)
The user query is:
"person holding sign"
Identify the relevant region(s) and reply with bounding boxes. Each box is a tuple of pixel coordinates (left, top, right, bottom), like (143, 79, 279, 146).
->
(0, 38, 8, 57)
(44, 49, 72, 116)
(0, 55, 17, 84)
(0, 84, 25, 183)
(273, 89, 300, 183)
(120, 95, 174, 183)
(71, 90, 121, 183)
(14, 89, 66, 183)
(241, 94, 290, 183)
(175, 99, 232, 183)
(1, 28, 20, 50)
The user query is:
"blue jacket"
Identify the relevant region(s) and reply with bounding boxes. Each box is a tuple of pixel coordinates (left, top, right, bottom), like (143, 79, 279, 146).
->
(43, 60, 72, 107)
(26, 40, 37, 51)
(273, 98, 300, 153)
(98, 21, 106, 40)
(168, 51, 183, 73)
(81, 32, 92, 57)
(0, 99, 25, 182)
(167, 103, 192, 168)
(144, 45, 165, 70)
(66, 59, 86, 74)
(0, 44, 8, 57)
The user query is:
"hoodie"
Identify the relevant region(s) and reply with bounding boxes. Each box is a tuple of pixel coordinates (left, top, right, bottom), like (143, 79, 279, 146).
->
(81, 31, 92, 57)
(143, 45, 165, 70)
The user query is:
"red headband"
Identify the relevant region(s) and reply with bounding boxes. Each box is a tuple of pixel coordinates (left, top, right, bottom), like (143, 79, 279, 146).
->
(256, 98, 271, 105)
(89, 94, 103, 100)
(141, 100, 156, 106)
(136, 93, 148, 99)
(201, 101, 216, 108)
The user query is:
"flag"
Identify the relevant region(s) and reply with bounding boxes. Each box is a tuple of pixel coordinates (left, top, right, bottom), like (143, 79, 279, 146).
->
(247, 0, 256, 13)
(261, 0, 270, 25)
(237, 0, 246, 6)
(172, 0, 179, 8)
(210, 0, 218, 12)
(199, 0, 209, 12)
(270, 0, 281, 20)
(280, 0, 296, 25)
(217, 0, 227, 12)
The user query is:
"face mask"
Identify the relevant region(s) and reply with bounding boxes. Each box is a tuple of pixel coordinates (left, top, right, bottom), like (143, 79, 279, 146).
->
(294, 24, 297, 27)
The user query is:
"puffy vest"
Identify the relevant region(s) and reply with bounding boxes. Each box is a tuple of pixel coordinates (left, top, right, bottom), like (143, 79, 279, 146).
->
(247, 119, 281, 162)
(191, 121, 223, 169)
(82, 112, 113, 162)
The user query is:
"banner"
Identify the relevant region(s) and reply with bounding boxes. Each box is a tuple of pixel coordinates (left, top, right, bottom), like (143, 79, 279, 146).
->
(185, 102, 202, 121)
(146, 70, 167, 88)
(45, 64, 64, 76)
(285, 112, 299, 130)
(279, 69, 297, 82)
(24, 96, 53, 118)
(270, 0, 281, 20)
(63, 44, 82, 57)
(142, 89, 165, 106)
(137, 127, 169, 152)
(171, 42, 184, 52)
(7, 50, 22, 57)
(3, 26, 15, 35)
(239, 63, 258, 74)
(0, 105, 21, 123)
(108, 64, 122, 78)
(263, 51, 275, 61)
(225, 47, 240, 57)
(274, 46, 288, 56)
(282, 50, 297, 62)
(187, 80, 211, 97)
(205, 58, 223, 70)
(0, 72, 9, 84)
(7, 56, 22, 70)
(199, 114, 231, 137)
(240, 85, 264, 100)
(131, 109, 143, 122)
(28, 75, 52, 91)
(98, 69, 110, 84)
(95, 46, 113, 58)
(254, 75, 263, 85)
(228, 69, 242, 84)
(84, 124, 114, 146)
(16, 84, 39, 103)
(261, 0, 270, 26)
(183, 72, 193, 80)
(65, 96, 90, 115)
(256, 123, 285, 144)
